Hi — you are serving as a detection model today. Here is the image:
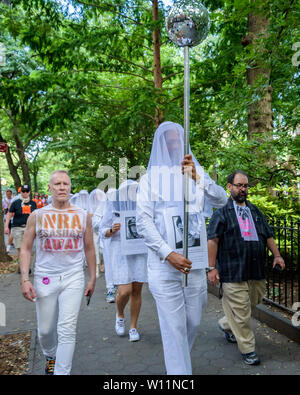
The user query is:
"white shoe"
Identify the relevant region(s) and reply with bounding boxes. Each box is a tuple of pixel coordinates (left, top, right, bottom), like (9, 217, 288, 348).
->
(106, 290, 115, 303)
(6, 245, 11, 253)
(115, 315, 125, 336)
(129, 328, 140, 342)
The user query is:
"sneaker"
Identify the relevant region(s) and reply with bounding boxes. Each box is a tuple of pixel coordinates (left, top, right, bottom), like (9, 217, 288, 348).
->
(218, 323, 237, 343)
(129, 328, 140, 342)
(115, 315, 125, 336)
(106, 290, 115, 303)
(6, 245, 11, 253)
(45, 356, 56, 375)
(241, 352, 260, 366)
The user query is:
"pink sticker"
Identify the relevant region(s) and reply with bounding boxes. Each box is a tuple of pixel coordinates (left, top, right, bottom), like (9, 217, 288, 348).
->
(42, 277, 50, 285)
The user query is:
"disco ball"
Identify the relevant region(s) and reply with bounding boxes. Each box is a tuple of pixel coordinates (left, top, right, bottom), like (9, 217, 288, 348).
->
(166, 0, 210, 47)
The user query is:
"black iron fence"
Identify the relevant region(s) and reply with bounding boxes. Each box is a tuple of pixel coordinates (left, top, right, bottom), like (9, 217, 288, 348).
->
(264, 217, 300, 313)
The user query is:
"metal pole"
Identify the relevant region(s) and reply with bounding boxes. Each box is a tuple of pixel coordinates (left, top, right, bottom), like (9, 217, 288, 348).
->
(183, 45, 189, 287)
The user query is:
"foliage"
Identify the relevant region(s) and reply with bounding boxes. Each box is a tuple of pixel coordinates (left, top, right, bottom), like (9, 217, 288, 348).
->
(248, 183, 300, 218)
(0, 0, 298, 217)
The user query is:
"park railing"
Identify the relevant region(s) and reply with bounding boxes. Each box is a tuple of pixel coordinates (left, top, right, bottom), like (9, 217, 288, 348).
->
(264, 217, 300, 313)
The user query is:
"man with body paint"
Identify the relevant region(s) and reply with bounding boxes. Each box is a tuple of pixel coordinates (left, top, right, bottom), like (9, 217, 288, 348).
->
(19, 170, 96, 375)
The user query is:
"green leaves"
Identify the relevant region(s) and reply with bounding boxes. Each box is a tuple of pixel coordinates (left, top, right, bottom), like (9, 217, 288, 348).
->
(0, 0, 298, 212)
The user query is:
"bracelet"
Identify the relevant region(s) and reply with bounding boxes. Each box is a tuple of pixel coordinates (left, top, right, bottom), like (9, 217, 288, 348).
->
(274, 255, 282, 258)
(21, 279, 30, 284)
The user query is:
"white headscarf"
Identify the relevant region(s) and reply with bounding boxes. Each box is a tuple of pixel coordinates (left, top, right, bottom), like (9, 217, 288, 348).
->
(147, 122, 201, 170)
(146, 121, 205, 211)
(114, 180, 138, 212)
(77, 190, 89, 211)
(70, 193, 79, 206)
(88, 188, 107, 214)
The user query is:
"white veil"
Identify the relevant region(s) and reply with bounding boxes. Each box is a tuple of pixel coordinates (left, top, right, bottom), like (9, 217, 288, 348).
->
(146, 121, 205, 211)
(114, 180, 138, 212)
(70, 192, 79, 206)
(77, 190, 90, 211)
(89, 188, 107, 215)
(147, 121, 201, 170)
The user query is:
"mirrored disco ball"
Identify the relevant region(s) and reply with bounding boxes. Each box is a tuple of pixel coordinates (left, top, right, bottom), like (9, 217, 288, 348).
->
(166, 0, 210, 47)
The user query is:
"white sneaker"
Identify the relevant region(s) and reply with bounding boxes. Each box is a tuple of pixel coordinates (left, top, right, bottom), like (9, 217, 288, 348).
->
(106, 290, 115, 303)
(115, 315, 125, 336)
(6, 245, 11, 253)
(129, 328, 140, 342)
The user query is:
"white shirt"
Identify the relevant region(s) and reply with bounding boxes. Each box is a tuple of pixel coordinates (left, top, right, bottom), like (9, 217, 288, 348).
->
(136, 172, 227, 279)
(35, 204, 87, 275)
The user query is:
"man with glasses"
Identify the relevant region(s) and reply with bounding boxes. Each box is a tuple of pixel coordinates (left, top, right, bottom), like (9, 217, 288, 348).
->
(5, 185, 37, 272)
(207, 170, 285, 366)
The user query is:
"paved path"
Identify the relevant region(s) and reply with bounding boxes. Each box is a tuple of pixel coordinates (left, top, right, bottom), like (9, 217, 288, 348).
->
(1, 267, 300, 376)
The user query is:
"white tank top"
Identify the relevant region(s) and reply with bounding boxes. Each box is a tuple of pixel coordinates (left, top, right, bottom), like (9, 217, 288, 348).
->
(35, 204, 87, 275)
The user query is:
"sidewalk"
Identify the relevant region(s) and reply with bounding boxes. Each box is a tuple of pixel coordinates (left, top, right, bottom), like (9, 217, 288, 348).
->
(1, 268, 300, 375)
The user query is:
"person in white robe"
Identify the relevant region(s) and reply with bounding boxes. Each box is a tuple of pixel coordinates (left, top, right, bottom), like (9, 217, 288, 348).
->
(89, 189, 107, 278)
(98, 188, 117, 302)
(77, 190, 90, 211)
(99, 180, 148, 341)
(69, 193, 79, 206)
(136, 121, 227, 374)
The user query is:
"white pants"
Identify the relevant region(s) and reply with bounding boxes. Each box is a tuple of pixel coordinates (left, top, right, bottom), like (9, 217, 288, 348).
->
(34, 270, 84, 375)
(93, 232, 100, 266)
(149, 269, 207, 375)
(102, 240, 114, 290)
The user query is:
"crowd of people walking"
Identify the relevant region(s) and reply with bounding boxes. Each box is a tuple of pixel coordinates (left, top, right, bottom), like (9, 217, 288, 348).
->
(2, 121, 285, 376)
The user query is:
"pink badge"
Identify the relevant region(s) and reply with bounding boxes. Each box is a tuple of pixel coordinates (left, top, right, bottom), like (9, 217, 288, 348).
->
(42, 277, 50, 285)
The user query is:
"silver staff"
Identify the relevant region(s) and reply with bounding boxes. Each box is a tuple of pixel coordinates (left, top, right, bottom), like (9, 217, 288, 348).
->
(166, 0, 210, 286)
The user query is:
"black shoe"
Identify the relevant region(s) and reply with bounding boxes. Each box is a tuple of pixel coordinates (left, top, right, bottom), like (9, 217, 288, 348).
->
(241, 352, 260, 366)
(45, 357, 56, 375)
(218, 324, 237, 343)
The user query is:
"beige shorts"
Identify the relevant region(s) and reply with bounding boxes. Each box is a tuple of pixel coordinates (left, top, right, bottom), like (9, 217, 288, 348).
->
(11, 226, 26, 249)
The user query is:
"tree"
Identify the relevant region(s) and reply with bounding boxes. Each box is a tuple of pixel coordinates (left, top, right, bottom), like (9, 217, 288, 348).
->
(0, 176, 13, 263)
(1, 0, 298, 209)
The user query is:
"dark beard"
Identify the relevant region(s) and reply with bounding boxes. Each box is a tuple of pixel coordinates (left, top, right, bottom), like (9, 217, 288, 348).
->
(231, 192, 247, 203)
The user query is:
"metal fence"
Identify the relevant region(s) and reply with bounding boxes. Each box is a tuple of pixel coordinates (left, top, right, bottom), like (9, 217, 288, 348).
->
(264, 217, 300, 313)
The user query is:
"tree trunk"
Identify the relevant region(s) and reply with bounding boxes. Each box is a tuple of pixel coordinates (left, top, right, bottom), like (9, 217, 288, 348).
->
(152, 0, 164, 127)
(33, 168, 38, 193)
(243, 5, 272, 140)
(0, 132, 22, 190)
(12, 121, 31, 189)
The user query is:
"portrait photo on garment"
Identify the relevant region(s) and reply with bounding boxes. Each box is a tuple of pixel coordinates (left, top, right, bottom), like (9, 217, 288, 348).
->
(120, 210, 148, 255)
(164, 206, 208, 270)
(172, 214, 201, 249)
(125, 216, 143, 240)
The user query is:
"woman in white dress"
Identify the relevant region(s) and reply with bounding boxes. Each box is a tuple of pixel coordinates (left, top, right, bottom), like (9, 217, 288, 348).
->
(99, 180, 147, 341)
(89, 188, 107, 277)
